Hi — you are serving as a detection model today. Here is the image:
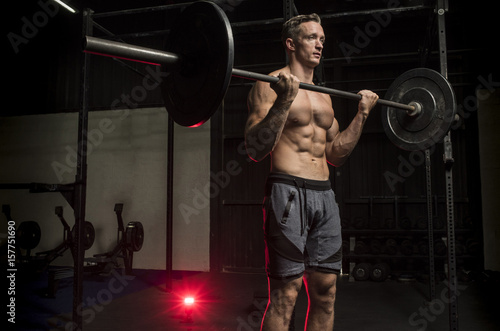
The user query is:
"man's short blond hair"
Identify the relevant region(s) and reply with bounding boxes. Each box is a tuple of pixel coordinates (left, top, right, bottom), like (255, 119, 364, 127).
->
(281, 13, 321, 47)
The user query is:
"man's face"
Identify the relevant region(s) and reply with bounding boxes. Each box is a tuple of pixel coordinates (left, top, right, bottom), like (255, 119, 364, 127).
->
(292, 21, 325, 68)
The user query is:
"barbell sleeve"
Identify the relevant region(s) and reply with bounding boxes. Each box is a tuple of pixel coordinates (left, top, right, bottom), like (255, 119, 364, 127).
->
(84, 36, 181, 66)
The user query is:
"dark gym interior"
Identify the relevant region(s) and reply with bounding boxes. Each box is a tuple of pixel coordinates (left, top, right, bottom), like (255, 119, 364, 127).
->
(2, 0, 499, 330)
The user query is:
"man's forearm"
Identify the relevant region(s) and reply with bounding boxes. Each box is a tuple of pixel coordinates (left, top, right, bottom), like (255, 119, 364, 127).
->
(245, 97, 292, 161)
(328, 111, 367, 166)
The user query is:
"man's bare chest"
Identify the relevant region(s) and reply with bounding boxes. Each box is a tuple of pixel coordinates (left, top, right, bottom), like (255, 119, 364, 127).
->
(286, 91, 334, 130)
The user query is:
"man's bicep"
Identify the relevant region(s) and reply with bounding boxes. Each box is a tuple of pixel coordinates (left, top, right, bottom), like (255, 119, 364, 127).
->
(326, 117, 340, 144)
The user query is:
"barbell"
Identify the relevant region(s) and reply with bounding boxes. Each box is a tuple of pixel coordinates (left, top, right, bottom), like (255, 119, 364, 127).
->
(83, 1, 457, 151)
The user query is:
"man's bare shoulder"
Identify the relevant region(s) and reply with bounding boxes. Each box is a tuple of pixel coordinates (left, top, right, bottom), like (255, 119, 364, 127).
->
(269, 66, 290, 76)
(250, 66, 290, 97)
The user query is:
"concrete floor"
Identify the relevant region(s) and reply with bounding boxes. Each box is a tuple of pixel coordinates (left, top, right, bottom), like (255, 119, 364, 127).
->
(13, 269, 500, 331)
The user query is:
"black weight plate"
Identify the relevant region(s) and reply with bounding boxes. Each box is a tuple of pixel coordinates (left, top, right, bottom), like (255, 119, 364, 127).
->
(382, 68, 456, 151)
(162, 1, 234, 127)
(416, 216, 427, 229)
(417, 241, 429, 255)
(434, 239, 447, 256)
(396, 87, 436, 132)
(433, 216, 444, 230)
(369, 239, 383, 255)
(384, 217, 396, 229)
(354, 241, 369, 255)
(341, 218, 350, 229)
(83, 221, 95, 250)
(400, 239, 414, 256)
(17, 221, 41, 250)
(353, 216, 366, 229)
(126, 221, 144, 252)
(72, 221, 95, 250)
(399, 216, 412, 229)
(384, 239, 398, 255)
(370, 263, 390, 282)
(352, 263, 371, 281)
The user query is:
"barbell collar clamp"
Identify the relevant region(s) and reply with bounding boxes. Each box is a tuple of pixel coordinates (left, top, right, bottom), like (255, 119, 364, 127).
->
(406, 101, 422, 117)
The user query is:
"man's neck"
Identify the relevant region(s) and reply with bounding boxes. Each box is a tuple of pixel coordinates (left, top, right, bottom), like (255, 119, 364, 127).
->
(287, 61, 316, 84)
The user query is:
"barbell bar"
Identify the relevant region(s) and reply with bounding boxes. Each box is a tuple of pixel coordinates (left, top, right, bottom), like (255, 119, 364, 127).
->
(83, 0, 456, 151)
(84, 35, 417, 113)
(231, 68, 418, 113)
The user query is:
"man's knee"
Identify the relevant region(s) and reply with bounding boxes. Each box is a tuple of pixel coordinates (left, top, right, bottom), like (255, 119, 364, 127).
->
(269, 277, 302, 314)
(306, 272, 337, 313)
(318, 280, 337, 299)
(313, 291, 336, 314)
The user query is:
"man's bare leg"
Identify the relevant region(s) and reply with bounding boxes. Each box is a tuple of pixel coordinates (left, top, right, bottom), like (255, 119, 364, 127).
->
(303, 271, 337, 330)
(261, 276, 303, 331)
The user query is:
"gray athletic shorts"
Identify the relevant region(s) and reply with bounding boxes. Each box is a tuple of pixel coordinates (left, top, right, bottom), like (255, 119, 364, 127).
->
(263, 173, 342, 280)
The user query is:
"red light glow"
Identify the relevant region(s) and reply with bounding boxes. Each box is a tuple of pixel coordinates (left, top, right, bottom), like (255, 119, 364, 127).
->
(184, 297, 195, 305)
(83, 50, 162, 66)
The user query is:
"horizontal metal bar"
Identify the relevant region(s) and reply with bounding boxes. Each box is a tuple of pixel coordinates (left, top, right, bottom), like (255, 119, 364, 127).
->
(91, 2, 194, 19)
(234, 48, 479, 70)
(320, 5, 432, 20)
(83, 37, 414, 112)
(0, 183, 74, 192)
(83, 36, 180, 66)
(225, 5, 432, 30)
(231, 68, 415, 112)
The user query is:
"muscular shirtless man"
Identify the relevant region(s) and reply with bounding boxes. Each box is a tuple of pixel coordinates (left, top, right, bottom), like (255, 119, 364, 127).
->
(244, 14, 379, 330)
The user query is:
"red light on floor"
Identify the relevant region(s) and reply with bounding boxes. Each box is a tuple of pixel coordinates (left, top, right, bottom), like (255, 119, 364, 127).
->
(183, 296, 195, 323)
